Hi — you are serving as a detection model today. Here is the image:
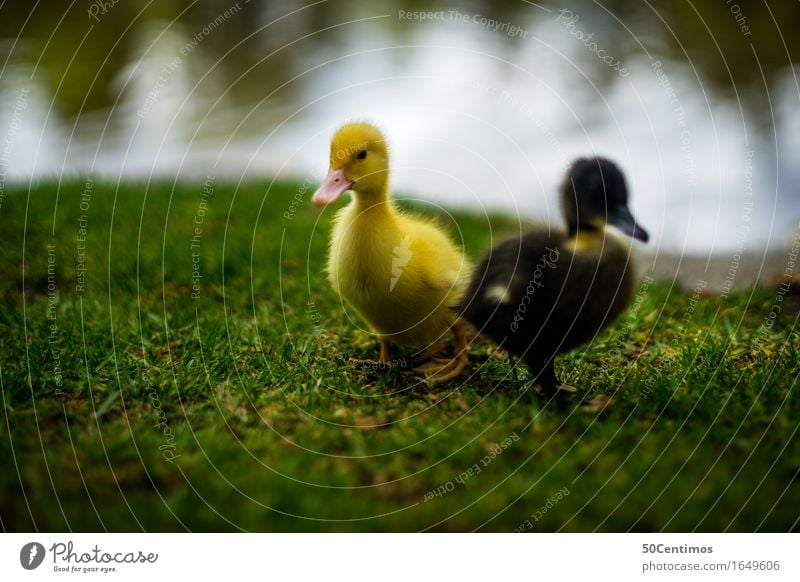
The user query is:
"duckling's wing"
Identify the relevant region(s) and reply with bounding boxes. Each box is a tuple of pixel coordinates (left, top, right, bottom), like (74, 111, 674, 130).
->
(405, 218, 472, 293)
(460, 233, 567, 327)
(459, 237, 528, 317)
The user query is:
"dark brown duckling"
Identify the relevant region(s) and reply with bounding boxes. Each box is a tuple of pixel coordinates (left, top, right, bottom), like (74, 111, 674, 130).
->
(459, 157, 649, 395)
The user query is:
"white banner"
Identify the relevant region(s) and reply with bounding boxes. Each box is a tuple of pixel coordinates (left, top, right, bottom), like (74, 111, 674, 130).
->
(0, 533, 796, 581)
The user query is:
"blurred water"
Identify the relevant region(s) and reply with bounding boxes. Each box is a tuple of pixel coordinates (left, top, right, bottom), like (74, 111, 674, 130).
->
(1, 2, 797, 254)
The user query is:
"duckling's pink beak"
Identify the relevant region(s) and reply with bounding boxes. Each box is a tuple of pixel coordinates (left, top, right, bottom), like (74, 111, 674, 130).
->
(312, 168, 353, 206)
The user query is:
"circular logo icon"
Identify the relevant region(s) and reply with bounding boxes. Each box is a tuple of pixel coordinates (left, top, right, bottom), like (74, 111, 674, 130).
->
(19, 542, 46, 570)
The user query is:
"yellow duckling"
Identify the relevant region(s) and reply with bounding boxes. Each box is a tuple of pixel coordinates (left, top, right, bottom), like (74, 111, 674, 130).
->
(312, 122, 471, 382)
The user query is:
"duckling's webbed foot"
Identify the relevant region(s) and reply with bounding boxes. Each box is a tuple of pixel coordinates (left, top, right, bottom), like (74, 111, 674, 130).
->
(527, 358, 612, 412)
(348, 338, 409, 370)
(528, 358, 577, 396)
(410, 340, 445, 364)
(579, 393, 614, 414)
(412, 321, 468, 383)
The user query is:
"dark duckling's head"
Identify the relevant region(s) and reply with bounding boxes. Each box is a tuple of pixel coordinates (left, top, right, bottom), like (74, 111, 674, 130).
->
(561, 157, 649, 243)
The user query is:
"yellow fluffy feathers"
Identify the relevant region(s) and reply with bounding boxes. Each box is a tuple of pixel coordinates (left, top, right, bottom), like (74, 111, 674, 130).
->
(312, 122, 471, 381)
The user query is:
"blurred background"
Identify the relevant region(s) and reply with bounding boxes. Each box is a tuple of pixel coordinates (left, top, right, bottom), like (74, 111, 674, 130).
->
(1, 0, 798, 257)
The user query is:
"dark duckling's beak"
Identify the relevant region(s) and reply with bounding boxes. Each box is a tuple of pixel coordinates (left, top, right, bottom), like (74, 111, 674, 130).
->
(609, 205, 649, 242)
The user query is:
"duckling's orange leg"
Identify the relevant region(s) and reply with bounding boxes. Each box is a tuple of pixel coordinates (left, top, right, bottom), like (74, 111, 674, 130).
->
(411, 340, 445, 364)
(413, 320, 468, 383)
(348, 338, 396, 368)
(379, 338, 391, 363)
(535, 359, 609, 413)
(537, 359, 577, 394)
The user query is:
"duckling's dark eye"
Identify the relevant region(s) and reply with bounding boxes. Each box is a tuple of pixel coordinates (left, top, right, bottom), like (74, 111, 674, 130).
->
(356, 150, 367, 160)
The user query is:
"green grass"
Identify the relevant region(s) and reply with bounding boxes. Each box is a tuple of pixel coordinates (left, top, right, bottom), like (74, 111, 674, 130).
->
(1, 177, 798, 532)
